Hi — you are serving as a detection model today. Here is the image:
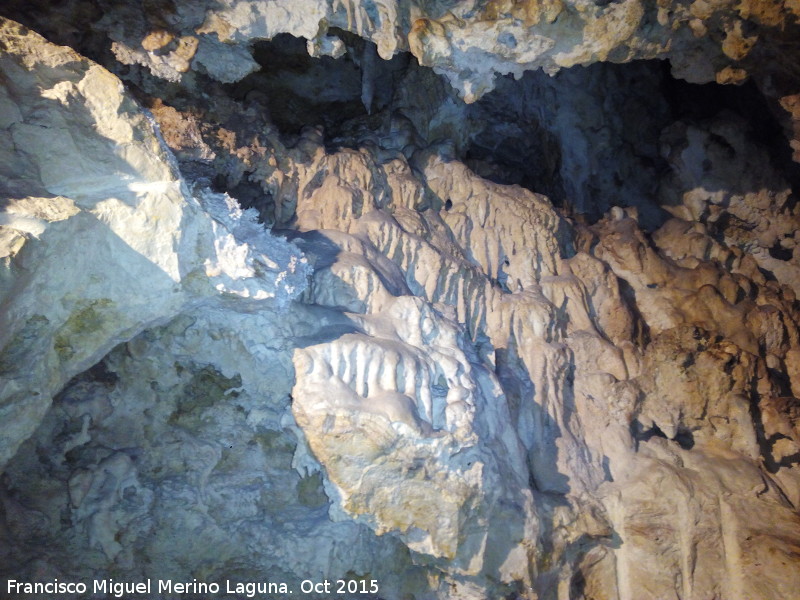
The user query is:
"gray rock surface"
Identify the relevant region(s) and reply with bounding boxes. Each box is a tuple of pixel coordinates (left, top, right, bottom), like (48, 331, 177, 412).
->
(1, 3, 800, 600)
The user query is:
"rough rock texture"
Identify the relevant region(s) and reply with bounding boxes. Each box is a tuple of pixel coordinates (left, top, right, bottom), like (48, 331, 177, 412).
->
(0, 18, 309, 475)
(10, 0, 798, 94)
(5, 0, 800, 157)
(1, 2, 800, 600)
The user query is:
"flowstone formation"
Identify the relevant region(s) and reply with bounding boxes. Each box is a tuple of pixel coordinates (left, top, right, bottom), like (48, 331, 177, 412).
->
(1, 1, 800, 599)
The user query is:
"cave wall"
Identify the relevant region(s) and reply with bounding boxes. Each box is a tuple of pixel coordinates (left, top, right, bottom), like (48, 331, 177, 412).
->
(1, 2, 800, 600)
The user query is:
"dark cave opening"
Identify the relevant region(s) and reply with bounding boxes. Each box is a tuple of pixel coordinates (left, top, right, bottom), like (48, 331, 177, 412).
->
(455, 61, 673, 226)
(456, 59, 800, 229)
(198, 43, 800, 234)
(631, 421, 695, 450)
(3, 0, 798, 232)
(224, 30, 411, 140)
(461, 103, 567, 206)
(660, 63, 800, 195)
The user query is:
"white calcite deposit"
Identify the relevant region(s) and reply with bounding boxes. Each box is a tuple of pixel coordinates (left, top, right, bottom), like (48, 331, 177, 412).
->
(1, 3, 800, 600)
(0, 17, 308, 468)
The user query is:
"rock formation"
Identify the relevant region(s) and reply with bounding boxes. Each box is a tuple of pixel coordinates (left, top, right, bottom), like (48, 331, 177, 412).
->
(1, 2, 799, 599)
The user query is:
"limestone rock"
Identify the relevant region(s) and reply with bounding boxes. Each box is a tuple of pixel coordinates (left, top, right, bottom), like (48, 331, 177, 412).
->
(658, 113, 800, 295)
(9, 1, 800, 104)
(0, 18, 308, 469)
(1, 5, 800, 600)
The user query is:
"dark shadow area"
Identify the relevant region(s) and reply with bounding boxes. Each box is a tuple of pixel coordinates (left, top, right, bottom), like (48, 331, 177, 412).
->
(662, 63, 800, 194)
(631, 420, 696, 451)
(463, 114, 566, 205)
(461, 61, 673, 229)
(224, 31, 411, 140)
(769, 241, 794, 261)
(630, 420, 668, 446)
(672, 427, 695, 450)
(210, 173, 276, 224)
(752, 396, 800, 475)
(617, 278, 651, 348)
(459, 58, 799, 233)
(1, 0, 104, 52)
(3, 2, 800, 238)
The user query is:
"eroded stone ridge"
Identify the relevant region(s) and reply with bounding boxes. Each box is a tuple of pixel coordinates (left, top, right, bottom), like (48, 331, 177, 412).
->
(1, 7, 800, 600)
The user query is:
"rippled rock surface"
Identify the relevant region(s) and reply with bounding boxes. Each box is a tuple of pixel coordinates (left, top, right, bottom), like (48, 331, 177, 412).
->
(1, 3, 800, 599)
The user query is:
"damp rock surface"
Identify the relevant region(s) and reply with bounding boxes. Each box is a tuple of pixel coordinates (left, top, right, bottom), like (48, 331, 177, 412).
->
(0, 3, 800, 600)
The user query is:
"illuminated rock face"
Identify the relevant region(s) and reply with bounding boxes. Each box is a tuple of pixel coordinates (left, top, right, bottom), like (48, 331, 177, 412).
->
(0, 18, 308, 469)
(1, 4, 800, 600)
(15, 0, 799, 98)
